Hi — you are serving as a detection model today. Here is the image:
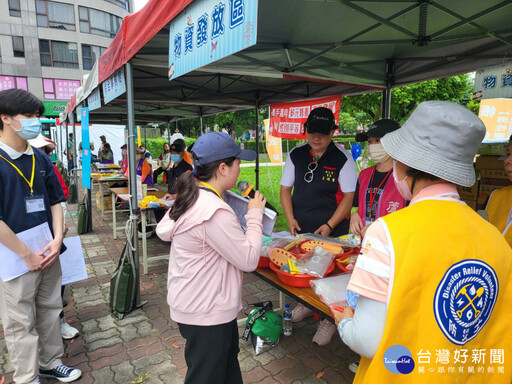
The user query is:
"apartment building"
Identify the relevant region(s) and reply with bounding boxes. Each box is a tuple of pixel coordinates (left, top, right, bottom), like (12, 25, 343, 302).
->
(0, 0, 132, 117)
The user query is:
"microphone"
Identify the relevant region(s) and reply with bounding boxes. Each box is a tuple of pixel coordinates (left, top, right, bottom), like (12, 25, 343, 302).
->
(237, 181, 279, 214)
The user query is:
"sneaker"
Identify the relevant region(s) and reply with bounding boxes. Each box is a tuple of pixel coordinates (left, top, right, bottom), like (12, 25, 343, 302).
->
(349, 360, 360, 373)
(312, 319, 337, 346)
(40, 364, 82, 382)
(291, 303, 314, 322)
(61, 318, 79, 340)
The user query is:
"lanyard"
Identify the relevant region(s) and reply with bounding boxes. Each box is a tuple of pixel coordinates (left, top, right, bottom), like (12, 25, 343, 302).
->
(199, 181, 223, 201)
(368, 168, 392, 217)
(0, 150, 36, 195)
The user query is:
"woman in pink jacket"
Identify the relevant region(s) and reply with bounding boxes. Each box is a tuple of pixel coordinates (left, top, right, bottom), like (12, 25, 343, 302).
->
(156, 132, 266, 384)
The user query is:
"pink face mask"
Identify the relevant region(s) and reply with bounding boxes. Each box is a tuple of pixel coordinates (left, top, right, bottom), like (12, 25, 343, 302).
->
(392, 160, 413, 201)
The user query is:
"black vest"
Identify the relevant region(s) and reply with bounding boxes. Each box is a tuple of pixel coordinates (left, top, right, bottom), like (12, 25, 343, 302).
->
(290, 142, 350, 236)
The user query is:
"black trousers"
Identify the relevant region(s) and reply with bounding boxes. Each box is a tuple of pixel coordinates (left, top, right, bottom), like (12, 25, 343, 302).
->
(153, 167, 166, 183)
(178, 319, 242, 384)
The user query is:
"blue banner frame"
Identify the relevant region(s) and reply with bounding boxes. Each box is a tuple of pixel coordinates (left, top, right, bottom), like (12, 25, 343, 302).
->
(81, 107, 91, 189)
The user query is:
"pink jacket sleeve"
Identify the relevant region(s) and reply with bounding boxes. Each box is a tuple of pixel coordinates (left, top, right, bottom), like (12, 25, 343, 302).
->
(204, 207, 263, 272)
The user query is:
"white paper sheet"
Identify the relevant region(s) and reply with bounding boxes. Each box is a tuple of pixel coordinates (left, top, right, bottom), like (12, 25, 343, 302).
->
(60, 236, 88, 285)
(0, 222, 53, 282)
(223, 191, 277, 237)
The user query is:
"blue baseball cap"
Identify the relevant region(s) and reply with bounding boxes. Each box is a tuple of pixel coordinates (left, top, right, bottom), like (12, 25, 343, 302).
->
(191, 132, 257, 167)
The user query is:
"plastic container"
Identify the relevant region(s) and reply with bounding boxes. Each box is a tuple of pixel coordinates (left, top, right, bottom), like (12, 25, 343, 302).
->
(282, 304, 292, 336)
(258, 256, 270, 268)
(269, 261, 335, 287)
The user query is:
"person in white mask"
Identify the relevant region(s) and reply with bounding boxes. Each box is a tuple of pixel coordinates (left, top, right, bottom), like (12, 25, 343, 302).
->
(350, 119, 407, 238)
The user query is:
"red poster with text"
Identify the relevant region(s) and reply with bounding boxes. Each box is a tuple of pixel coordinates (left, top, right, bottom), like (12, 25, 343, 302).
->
(269, 95, 341, 139)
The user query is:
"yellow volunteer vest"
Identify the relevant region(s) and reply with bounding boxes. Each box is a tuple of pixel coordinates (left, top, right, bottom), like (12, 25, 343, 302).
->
(486, 185, 512, 248)
(354, 198, 512, 384)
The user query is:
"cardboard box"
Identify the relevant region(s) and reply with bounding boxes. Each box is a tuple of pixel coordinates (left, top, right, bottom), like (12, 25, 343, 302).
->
(477, 183, 503, 209)
(462, 198, 477, 211)
(95, 191, 112, 210)
(479, 169, 509, 180)
(457, 181, 479, 201)
(475, 155, 504, 170)
(477, 142, 509, 156)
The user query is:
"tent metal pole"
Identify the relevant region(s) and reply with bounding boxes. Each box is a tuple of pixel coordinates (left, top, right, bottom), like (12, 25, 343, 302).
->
(125, 61, 143, 307)
(199, 106, 203, 135)
(255, 94, 260, 190)
(382, 59, 394, 119)
(167, 119, 171, 143)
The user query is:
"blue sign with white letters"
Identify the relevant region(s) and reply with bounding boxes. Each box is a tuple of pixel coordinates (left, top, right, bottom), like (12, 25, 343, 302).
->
(168, 0, 258, 80)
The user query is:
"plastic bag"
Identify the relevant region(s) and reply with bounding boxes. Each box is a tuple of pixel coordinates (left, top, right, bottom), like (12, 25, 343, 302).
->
(310, 274, 355, 315)
(261, 235, 299, 257)
(297, 246, 335, 278)
(300, 233, 359, 251)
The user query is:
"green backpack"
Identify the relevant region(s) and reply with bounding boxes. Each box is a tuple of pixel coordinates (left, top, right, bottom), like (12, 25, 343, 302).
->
(77, 198, 89, 235)
(243, 302, 283, 342)
(110, 243, 136, 319)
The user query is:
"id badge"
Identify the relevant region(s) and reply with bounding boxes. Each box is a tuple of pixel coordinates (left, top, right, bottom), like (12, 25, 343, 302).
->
(25, 195, 45, 214)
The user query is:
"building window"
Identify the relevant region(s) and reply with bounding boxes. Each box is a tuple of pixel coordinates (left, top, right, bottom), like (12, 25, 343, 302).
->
(0, 76, 28, 91)
(36, 0, 76, 31)
(79, 6, 122, 38)
(104, 0, 130, 12)
(39, 40, 78, 69)
(43, 78, 80, 100)
(9, 0, 21, 17)
(12, 36, 24, 58)
(82, 45, 106, 70)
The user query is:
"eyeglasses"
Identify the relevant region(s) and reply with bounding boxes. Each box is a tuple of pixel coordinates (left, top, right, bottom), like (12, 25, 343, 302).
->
(304, 161, 318, 183)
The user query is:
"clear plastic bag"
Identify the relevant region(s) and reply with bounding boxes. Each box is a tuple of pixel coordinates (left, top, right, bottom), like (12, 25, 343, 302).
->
(296, 246, 335, 278)
(310, 274, 352, 304)
(261, 235, 299, 257)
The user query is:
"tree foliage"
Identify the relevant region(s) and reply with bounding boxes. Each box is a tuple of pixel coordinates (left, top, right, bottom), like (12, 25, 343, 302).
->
(340, 74, 475, 133)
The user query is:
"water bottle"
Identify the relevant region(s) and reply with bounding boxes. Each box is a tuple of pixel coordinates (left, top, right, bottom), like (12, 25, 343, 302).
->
(283, 304, 292, 336)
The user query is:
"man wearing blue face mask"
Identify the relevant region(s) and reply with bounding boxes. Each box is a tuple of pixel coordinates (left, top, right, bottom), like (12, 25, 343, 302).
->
(0, 89, 81, 383)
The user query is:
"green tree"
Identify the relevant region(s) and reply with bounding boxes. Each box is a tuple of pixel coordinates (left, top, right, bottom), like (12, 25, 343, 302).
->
(340, 74, 475, 129)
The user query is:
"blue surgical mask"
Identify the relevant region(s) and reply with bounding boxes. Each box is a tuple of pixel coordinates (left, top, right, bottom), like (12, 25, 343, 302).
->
(11, 117, 42, 140)
(171, 154, 181, 163)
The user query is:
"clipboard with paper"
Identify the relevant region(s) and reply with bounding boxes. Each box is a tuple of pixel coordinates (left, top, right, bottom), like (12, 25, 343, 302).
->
(223, 190, 277, 237)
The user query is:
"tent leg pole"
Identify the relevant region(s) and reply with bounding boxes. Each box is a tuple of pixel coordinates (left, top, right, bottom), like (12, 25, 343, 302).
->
(255, 96, 260, 190)
(126, 61, 144, 308)
(167, 119, 171, 143)
(382, 59, 394, 119)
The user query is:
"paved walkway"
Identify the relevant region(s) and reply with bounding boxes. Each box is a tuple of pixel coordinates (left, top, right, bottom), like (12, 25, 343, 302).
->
(0, 189, 358, 384)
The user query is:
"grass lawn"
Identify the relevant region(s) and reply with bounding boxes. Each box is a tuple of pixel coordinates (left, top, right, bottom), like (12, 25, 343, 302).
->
(236, 164, 289, 232)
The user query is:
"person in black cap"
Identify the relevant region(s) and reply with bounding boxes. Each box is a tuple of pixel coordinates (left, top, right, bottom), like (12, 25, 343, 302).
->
(162, 140, 193, 200)
(280, 107, 357, 346)
(346, 118, 406, 374)
(350, 119, 406, 238)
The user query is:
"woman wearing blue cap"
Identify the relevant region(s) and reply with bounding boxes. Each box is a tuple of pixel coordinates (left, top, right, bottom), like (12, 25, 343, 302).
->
(156, 132, 266, 384)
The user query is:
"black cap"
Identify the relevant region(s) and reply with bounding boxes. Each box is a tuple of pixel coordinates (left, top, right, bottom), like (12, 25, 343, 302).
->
(355, 119, 400, 142)
(304, 107, 337, 135)
(120, 144, 127, 149)
(170, 141, 184, 152)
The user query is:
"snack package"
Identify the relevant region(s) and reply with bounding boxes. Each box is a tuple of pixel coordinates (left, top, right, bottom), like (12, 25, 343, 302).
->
(297, 246, 335, 278)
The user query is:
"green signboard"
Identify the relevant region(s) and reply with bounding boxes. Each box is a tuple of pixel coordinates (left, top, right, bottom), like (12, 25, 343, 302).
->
(42, 101, 67, 117)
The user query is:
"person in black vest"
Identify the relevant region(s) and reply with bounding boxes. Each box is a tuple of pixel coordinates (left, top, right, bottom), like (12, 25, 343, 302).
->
(280, 107, 357, 346)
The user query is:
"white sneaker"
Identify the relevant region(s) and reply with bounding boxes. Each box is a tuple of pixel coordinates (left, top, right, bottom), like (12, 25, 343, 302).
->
(61, 318, 79, 340)
(291, 303, 314, 322)
(312, 319, 337, 346)
(349, 360, 360, 373)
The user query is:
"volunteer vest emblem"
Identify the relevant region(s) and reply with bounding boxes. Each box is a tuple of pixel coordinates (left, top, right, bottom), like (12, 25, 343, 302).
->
(434, 260, 499, 345)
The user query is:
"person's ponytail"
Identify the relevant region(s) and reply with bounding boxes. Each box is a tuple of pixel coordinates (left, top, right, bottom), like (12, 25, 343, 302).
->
(168, 154, 236, 221)
(169, 171, 198, 221)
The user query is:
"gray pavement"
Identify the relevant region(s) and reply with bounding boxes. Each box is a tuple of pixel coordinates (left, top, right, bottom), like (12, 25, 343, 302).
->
(0, 188, 357, 384)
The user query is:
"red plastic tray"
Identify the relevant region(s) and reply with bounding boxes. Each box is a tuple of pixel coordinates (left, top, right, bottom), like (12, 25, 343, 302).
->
(258, 256, 270, 268)
(269, 261, 335, 287)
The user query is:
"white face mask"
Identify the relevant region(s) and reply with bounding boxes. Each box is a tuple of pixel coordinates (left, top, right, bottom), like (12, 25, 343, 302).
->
(368, 143, 390, 163)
